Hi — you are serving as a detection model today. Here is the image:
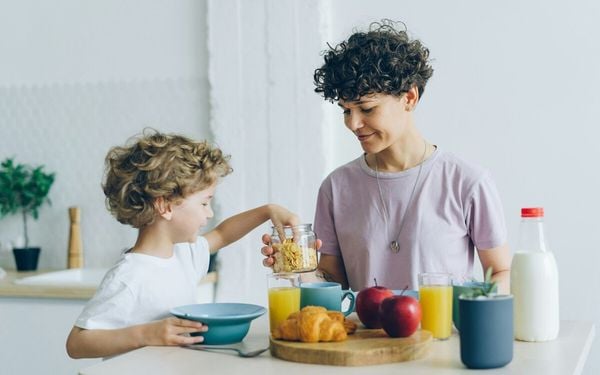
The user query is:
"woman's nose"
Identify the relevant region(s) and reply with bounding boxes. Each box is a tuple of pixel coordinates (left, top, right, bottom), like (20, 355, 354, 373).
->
(345, 114, 363, 132)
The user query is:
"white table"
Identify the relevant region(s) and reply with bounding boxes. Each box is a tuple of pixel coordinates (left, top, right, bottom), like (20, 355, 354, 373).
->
(80, 316, 595, 375)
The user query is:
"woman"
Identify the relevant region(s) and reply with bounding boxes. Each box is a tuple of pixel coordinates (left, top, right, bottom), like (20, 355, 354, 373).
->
(262, 20, 511, 293)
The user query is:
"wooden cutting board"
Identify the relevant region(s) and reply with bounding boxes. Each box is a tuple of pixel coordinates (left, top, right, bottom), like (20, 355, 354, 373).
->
(270, 327, 432, 366)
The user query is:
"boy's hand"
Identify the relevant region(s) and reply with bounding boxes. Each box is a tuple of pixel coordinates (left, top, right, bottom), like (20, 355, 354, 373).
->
(144, 317, 208, 346)
(267, 204, 300, 241)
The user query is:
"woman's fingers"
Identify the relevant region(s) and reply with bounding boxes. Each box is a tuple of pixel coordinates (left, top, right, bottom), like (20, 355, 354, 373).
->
(261, 245, 273, 256)
(316, 239, 322, 251)
(261, 233, 272, 245)
(262, 257, 274, 267)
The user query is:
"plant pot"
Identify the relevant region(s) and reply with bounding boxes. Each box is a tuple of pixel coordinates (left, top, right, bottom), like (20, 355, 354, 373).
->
(452, 281, 497, 331)
(13, 247, 41, 271)
(459, 294, 513, 369)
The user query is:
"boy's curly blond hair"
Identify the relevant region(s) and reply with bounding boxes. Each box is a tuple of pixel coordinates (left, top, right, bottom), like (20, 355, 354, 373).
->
(102, 129, 232, 228)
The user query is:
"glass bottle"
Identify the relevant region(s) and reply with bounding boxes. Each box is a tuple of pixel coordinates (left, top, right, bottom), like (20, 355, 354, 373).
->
(510, 207, 559, 341)
(271, 224, 317, 273)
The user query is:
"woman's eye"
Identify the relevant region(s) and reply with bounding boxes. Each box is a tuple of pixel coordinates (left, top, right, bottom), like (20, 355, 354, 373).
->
(342, 109, 350, 115)
(361, 107, 374, 114)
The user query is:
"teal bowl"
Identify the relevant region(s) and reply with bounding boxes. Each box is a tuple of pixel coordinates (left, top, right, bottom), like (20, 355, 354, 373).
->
(170, 303, 266, 345)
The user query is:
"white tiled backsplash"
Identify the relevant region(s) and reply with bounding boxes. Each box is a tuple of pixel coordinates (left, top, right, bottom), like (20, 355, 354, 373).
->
(0, 78, 211, 269)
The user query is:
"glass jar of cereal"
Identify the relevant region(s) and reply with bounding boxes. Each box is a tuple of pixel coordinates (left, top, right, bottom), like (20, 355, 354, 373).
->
(271, 224, 317, 273)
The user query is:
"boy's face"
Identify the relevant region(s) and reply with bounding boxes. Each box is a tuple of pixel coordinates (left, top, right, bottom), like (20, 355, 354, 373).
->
(170, 183, 216, 243)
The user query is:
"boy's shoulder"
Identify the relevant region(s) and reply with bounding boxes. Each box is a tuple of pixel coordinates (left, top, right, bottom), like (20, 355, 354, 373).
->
(100, 252, 151, 288)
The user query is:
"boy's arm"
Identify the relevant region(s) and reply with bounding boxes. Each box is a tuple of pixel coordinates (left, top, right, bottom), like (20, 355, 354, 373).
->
(204, 204, 298, 253)
(66, 317, 206, 359)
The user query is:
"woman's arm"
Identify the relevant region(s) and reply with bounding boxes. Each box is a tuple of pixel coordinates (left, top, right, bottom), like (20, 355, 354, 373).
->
(477, 243, 512, 294)
(66, 317, 206, 359)
(204, 204, 298, 253)
(314, 254, 350, 289)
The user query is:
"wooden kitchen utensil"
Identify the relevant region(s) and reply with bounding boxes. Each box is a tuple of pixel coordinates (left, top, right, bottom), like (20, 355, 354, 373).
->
(67, 206, 83, 268)
(270, 324, 432, 366)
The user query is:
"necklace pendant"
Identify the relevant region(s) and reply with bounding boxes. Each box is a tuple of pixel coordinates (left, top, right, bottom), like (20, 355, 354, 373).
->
(390, 241, 400, 253)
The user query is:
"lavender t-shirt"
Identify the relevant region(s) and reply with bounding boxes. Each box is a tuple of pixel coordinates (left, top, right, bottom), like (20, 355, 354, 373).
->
(314, 148, 507, 291)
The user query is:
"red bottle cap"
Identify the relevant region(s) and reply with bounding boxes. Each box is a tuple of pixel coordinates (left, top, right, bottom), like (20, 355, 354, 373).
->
(521, 207, 544, 217)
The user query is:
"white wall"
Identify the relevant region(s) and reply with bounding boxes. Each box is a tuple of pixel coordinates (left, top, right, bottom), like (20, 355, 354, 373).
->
(207, 0, 327, 305)
(0, 0, 211, 270)
(327, 1, 600, 373)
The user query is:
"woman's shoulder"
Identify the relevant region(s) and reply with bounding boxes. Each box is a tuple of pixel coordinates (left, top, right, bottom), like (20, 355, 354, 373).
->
(434, 149, 489, 180)
(322, 155, 365, 182)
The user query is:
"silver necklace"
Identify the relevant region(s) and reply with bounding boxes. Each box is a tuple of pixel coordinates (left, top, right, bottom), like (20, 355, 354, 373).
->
(375, 139, 427, 253)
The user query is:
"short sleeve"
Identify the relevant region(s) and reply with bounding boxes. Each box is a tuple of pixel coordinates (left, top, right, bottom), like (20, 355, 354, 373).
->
(466, 172, 507, 250)
(75, 277, 135, 330)
(314, 179, 341, 256)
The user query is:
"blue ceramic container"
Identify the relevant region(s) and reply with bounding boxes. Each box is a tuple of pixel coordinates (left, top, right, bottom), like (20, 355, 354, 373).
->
(170, 303, 266, 345)
(459, 295, 513, 369)
(452, 281, 497, 331)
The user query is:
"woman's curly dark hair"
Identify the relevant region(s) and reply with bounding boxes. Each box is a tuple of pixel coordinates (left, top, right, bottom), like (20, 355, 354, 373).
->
(314, 20, 434, 102)
(102, 129, 232, 228)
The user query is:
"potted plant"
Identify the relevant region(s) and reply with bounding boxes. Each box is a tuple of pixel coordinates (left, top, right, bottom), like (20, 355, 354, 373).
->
(458, 267, 513, 369)
(0, 158, 55, 271)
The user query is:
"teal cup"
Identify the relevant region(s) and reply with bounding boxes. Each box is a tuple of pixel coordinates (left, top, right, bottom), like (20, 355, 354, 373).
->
(300, 282, 355, 316)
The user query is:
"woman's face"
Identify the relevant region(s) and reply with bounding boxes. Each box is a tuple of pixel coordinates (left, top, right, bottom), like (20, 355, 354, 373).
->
(339, 93, 410, 154)
(170, 183, 216, 243)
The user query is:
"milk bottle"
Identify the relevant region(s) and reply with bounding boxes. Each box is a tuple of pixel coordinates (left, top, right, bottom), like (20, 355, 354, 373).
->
(511, 207, 559, 341)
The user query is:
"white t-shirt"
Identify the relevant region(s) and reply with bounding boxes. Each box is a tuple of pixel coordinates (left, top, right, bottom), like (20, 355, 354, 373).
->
(314, 148, 507, 291)
(75, 236, 210, 330)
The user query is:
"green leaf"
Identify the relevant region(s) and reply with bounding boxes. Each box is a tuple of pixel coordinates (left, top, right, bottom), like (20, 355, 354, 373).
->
(0, 158, 55, 240)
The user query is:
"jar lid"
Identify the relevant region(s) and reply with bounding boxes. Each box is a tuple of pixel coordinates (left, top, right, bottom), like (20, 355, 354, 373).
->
(271, 223, 312, 230)
(521, 207, 544, 217)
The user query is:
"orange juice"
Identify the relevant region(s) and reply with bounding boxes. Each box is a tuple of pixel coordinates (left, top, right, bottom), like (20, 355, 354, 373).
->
(268, 286, 300, 333)
(419, 285, 453, 339)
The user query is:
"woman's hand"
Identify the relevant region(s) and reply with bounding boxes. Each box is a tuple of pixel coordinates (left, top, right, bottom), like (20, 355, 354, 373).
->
(261, 233, 322, 268)
(261, 234, 277, 268)
(143, 317, 208, 346)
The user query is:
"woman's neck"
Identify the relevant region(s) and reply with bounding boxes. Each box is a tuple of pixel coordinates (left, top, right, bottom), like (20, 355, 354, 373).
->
(368, 136, 433, 172)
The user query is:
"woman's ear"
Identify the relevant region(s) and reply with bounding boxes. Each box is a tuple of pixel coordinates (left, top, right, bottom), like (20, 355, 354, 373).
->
(404, 86, 420, 111)
(154, 197, 173, 220)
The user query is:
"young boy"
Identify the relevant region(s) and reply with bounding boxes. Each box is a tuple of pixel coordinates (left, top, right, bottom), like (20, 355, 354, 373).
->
(66, 130, 299, 358)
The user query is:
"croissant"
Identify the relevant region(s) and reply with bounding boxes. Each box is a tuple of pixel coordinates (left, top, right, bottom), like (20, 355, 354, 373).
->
(272, 306, 351, 342)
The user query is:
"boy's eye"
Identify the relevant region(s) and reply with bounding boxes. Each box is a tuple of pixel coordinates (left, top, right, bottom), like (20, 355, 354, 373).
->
(342, 109, 350, 115)
(361, 107, 374, 113)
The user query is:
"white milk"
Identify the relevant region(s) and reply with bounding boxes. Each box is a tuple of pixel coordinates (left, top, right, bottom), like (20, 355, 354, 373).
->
(511, 251, 559, 341)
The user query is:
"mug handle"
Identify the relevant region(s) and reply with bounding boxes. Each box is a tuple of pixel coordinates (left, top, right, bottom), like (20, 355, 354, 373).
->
(340, 290, 356, 317)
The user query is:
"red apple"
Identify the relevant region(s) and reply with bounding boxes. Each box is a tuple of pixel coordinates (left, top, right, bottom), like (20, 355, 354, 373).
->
(356, 282, 393, 328)
(379, 295, 421, 337)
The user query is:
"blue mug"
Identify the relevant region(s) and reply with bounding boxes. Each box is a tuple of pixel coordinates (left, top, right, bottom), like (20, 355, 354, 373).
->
(300, 282, 355, 316)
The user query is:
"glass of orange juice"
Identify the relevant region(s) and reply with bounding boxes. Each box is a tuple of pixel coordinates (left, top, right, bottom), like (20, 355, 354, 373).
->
(267, 273, 300, 334)
(419, 272, 453, 340)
